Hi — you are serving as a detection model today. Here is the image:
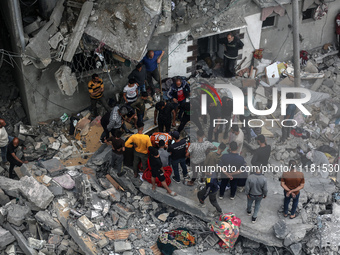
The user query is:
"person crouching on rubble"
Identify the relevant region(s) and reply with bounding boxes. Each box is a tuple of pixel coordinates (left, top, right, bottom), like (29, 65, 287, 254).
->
(149, 146, 177, 196)
(7, 137, 28, 179)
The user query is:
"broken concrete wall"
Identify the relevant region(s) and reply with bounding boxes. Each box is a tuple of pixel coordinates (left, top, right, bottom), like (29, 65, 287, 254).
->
(260, 1, 339, 61)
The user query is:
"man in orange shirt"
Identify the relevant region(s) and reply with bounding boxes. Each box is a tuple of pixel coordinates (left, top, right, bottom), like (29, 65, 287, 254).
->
(281, 160, 305, 219)
(88, 73, 111, 116)
(125, 122, 152, 178)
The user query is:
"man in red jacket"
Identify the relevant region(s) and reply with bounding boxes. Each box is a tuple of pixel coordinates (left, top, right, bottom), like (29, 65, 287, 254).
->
(336, 12, 340, 56)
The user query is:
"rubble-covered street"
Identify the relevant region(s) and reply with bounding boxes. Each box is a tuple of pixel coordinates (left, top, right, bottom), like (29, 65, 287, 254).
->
(2, 0, 340, 255)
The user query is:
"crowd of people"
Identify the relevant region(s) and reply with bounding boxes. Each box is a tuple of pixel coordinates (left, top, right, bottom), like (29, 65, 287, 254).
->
(85, 47, 306, 223)
(0, 36, 305, 224)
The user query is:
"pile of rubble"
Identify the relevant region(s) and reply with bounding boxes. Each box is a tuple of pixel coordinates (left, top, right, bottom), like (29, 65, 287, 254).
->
(0, 154, 305, 255)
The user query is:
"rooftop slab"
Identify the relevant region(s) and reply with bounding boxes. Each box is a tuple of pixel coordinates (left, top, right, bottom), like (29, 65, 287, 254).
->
(85, 0, 162, 61)
(139, 167, 334, 247)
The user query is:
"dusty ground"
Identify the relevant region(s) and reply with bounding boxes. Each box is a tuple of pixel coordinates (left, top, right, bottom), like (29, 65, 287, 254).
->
(62, 124, 103, 167)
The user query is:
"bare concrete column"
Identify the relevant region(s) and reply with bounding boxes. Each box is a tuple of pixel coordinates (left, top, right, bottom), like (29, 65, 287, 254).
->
(292, 0, 301, 88)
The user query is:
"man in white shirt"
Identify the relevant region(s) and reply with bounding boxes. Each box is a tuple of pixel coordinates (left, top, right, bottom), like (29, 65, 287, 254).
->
(229, 124, 244, 155)
(0, 119, 12, 166)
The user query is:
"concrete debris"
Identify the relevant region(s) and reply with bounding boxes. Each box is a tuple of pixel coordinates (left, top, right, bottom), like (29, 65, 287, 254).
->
(0, 227, 15, 250)
(274, 220, 290, 239)
(114, 241, 132, 253)
(6, 204, 31, 227)
(28, 237, 46, 250)
(77, 215, 95, 233)
(24, 30, 51, 69)
(19, 176, 54, 210)
(55, 65, 78, 96)
(63, 1, 93, 62)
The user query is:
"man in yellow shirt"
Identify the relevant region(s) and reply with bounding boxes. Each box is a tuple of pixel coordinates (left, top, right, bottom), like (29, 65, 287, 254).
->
(88, 73, 111, 116)
(125, 122, 152, 178)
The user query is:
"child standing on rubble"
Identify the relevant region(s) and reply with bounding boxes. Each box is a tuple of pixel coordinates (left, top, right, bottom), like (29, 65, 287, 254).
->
(105, 130, 126, 177)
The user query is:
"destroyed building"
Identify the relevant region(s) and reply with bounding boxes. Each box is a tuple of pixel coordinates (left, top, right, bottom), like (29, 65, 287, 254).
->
(2, 0, 340, 255)
(0, 0, 339, 124)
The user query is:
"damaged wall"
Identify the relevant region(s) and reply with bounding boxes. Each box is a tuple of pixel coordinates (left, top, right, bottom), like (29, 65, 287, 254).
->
(260, 1, 339, 61)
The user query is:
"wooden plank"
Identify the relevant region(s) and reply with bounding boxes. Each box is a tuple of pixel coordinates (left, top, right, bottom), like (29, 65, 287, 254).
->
(106, 174, 124, 191)
(105, 229, 137, 240)
(150, 243, 162, 255)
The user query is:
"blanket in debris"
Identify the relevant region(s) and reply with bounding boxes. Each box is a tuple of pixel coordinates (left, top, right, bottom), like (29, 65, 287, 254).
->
(210, 213, 241, 249)
(157, 228, 196, 255)
(142, 159, 172, 187)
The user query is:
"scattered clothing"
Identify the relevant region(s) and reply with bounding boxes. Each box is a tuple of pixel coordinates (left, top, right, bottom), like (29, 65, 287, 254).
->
(157, 228, 195, 255)
(210, 213, 241, 249)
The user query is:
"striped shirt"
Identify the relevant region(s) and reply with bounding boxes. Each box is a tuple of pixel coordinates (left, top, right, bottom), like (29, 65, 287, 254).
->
(88, 78, 104, 99)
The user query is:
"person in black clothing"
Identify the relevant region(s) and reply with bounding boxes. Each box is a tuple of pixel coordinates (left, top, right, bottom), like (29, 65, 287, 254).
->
(168, 131, 189, 183)
(251, 135, 271, 171)
(106, 130, 126, 177)
(197, 171, 222, 215)
(221, 96, 233, 139)
(154, 101, 176, 133)
(208, 97, 222, 142)
(167, 78, 191, 121)
(128, 63, 147, 93)
(178, 100, 203, 133)
(218, 33, 244, 78)
(7, 137, 27, 179)
(149, 147, 177, 196)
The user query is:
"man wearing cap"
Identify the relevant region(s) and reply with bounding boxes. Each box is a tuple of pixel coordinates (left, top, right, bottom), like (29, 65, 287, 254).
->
(167, 131, 189, 183)
(125, 122, 152, 178)
(149, 146, 177, 196)
(251, 135, 271, 171)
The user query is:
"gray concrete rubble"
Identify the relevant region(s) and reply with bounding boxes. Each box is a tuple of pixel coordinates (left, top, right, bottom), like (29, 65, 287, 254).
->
(54, 65, 78, 96)
(63, 1, 93, 62)
(84, 0, 162, 61)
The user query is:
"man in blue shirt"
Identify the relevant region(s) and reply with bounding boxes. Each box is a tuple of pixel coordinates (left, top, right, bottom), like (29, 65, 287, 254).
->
(142, 50, 165, 97)
(281, 93, 296, 143)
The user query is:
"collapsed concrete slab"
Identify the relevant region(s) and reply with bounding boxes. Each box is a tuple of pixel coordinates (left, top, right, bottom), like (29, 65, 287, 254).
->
(84, 0, 162, 61)
(54, 200, 104, 255)
(19, 176, 54, 210)
(6, 204, 31, 227)
(39, 158, 65, 177)
(63, 1, 93, 62)
(139, 182, 210, 221)
(4, 223, 38, 255)
(0, 226, 15, 250)
(0, 176, 21, 197)
(35, 210, 62, 230)
(24, 30, 51, 69)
